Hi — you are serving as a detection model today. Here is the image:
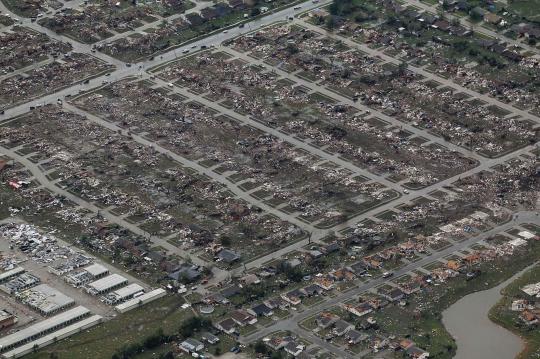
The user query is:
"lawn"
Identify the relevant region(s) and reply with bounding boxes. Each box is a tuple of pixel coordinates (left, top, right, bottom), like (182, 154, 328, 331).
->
(489, 264, 540, 359)
(370, 240, 540, 359)
(508, 0, 540, 22)
(25, 295, 192, 359)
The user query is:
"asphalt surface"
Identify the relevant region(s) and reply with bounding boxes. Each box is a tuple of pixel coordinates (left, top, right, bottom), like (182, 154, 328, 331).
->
(1, 1, 539, 356)
(241, 211, 540, 354)
(0, 0, 332, 293)
(0, 0, 332, 119)
(397, 0, 540, 58)
(297, 19, 540, 125)
(226, 46, 486, 162)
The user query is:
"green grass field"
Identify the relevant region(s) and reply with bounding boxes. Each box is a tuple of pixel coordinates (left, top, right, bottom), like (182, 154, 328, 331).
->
(508, 0, 540, 22)
(25, 295, 192, 359)
(371, 240, 540, 359)
(490, 264, 540, 359)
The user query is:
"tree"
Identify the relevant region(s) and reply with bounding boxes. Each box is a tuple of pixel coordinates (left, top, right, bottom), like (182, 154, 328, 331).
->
(179, 317, 212, 338)
(325, 15, 336, 30)
(277, 261, 304, 282)
(250, 7, 261, 16)
(396, 61, 408, 75)
(220, 236, 232, 247)
(285, 42, 299, 54)
(254, 341, 268, 354)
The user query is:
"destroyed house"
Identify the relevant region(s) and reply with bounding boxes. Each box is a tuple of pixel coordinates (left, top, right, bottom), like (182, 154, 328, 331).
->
(348, 262, 367, 276)
(281, 288, 306, 305)
(432, 19, 451, 31)
(346, 329, 367, 344)
(266, 335, 290, 350)
(314, 276, 334, 291)
(363, 257, 381, 269)
(240, 273, 260, 286)
(264, 297, 289, 310)
(323, 242, 340, 253)
(203, 292, 229, 305)
(399, 281, 422, 295)
(303, 284, 324, 296)
(330, 268, 355, 281)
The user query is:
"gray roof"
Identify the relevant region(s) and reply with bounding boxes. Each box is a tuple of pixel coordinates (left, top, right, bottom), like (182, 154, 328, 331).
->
(201, 332, 219, 343)
(0, 306, 90, 349)
(251, 303, 272, 315)
(17, 284, 75, 314)
(217, 249, 240, 263)
(87, 274, 127, 292)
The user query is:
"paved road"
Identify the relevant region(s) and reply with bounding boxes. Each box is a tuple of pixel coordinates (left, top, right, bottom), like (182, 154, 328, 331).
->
(297, 19, 540, 125)
(241, 144, 536, 270)
(0, 143, 232, 284)
(1, 1, 539, 355)
(148, 76, 404, 192)
(63, 103, 314, 233)
(241, 211, 540, 353)
(397, 0, 540, 57)
(0, 0, 332, 292)
(0, 0, 332, 120)
(225, 47, 485, 162)
(0, 1, 125, 68)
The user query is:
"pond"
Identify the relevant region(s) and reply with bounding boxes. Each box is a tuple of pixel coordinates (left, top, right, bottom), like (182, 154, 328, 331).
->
(442, 269, 528, 359)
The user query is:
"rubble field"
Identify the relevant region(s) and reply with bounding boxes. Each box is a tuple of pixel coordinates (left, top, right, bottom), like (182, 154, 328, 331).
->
(308, 0, 540, 115)
(0, 27, 72, 75)
(38, 0, 194, 44)
(97, 17, 199, 62)
(0, 106, 305, 262)
(96, 0, 303, 62)
(0, 53, 113, 110)
(1, 0, 58, 17)
(153, 50, 478, 188)
(71, 79, 399, 227)
(228, 24, 539, 157)
(343, 156, 539, 252)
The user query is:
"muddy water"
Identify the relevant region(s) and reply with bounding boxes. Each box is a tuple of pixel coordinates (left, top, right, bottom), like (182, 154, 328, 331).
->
(442, 270, 528, 359)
